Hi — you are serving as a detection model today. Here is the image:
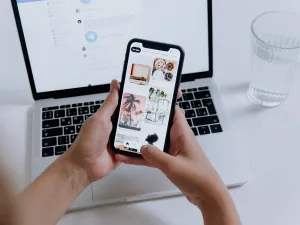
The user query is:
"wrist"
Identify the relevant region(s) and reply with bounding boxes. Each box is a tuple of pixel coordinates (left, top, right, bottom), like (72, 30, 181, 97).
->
(60, 150, 91, 191)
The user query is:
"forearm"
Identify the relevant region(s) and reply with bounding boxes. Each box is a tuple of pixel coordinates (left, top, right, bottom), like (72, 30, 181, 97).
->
(17, 152, 89, 225)
(198, 185, 241, 225)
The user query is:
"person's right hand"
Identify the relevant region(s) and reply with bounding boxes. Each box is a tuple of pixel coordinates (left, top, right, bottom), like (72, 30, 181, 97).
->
(115, 106, 224, 205)
(116, 107, 241, 224)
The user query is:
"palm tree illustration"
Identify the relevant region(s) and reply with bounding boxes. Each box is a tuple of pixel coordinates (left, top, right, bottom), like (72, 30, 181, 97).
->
(122, 94, 141, 126)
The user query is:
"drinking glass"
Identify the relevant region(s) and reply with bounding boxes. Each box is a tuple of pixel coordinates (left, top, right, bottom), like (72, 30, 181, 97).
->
(248, 11, 300, 107)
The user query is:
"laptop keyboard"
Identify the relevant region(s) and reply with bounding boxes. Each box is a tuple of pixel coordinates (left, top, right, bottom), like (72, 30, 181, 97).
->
(178, 87, 223, 136)
(41, 100, 104, 157)
(41, 87, 221, 157)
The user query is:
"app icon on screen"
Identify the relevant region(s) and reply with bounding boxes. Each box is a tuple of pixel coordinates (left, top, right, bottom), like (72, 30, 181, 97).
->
(85, 31, 97, 43)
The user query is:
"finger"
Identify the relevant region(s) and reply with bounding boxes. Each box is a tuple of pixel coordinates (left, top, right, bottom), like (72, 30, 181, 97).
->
(173, 106, 187, 124)
(96, 80, 119, 117)
(140, 145, 174, 171)
(115, 154, 154, 167)
(177, 90, 182, 99)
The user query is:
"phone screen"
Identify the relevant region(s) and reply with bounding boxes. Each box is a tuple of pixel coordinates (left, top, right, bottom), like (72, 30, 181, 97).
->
(114, 41, 182, 154)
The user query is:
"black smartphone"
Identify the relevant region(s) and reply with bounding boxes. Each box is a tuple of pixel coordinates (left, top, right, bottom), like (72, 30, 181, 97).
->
(111, 39, 185, 157)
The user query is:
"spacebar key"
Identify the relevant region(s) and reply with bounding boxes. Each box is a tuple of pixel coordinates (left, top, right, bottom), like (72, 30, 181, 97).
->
(192, 116, 219, 126)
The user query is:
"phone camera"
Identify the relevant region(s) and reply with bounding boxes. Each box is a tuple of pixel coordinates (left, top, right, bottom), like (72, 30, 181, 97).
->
(131, 47, 141, 53)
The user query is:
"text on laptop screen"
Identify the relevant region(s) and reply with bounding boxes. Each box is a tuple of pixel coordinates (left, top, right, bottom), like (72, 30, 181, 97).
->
(17, 0, 209, 93)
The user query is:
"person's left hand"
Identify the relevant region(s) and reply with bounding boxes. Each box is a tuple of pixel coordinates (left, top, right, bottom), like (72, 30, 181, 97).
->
(68, 80, 120, 183)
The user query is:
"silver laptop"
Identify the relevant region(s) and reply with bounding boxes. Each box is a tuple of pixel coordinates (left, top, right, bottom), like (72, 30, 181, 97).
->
(12, 0, 248, 210)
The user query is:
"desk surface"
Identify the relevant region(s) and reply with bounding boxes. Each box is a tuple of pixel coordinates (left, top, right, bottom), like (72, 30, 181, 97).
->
(1, 0, 300, 224)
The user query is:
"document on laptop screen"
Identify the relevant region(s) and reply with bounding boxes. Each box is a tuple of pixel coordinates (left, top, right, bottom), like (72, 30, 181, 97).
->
(17, 0, 209, 92)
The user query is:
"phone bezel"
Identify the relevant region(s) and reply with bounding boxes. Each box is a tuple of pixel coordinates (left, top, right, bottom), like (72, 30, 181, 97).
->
(110, 38, 185, 157)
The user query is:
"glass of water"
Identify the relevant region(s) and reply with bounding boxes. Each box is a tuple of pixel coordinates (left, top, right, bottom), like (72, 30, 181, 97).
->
(248, 11, 300, 107)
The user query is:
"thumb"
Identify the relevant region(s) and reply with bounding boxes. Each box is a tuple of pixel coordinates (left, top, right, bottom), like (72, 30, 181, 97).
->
(96, 80, 119, 117)
(141, 145, 174, 172)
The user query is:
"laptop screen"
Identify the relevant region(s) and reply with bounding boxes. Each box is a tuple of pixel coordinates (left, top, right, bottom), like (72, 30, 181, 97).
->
(16, 0, 209, 93)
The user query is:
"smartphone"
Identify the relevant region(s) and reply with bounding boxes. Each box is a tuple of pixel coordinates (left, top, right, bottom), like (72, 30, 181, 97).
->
(111, 39, 185, 157)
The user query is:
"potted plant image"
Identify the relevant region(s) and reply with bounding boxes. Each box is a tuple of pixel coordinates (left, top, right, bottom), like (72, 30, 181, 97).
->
(145, 133, 159, 145)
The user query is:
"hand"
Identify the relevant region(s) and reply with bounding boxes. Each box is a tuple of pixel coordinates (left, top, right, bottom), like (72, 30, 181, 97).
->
(115, 106, 225, 204)
(116, 107, 241, 225)
(68, 80, 120, 183)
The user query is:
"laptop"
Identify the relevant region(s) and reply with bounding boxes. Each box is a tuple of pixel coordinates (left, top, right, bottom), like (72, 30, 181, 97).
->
(11, 0, 248, 210)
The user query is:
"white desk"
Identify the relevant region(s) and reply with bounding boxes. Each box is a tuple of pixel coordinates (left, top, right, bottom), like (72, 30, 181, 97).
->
(1, 0, 300, 224)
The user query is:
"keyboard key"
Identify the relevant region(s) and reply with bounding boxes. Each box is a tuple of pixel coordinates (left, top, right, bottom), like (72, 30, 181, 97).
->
(100, 100, 104, 104)
(95, 101, 101, 104)
(42, 147, 54, 157)
(202, 99, 217, 115)
(187, 119, 193, 127)
(42, 137, 57, 147)
(42, 106, 59, 111)
(60, 105, 67, 109)
(61, 118, 72, 126)
(196, 108, 208, 116)
(191, 100, 202, 108)
(181, 89, 187, 93)
(179, 102, 191, 109)
(198, 126, 210, 135)
(183, 93, 194, 101)
(185, 109, 196, 118)
(78, 103, 83, 106)
(54, 110, 65, 118)
(42, 128, 63, 138)
(64, 126, 76, 135)
(192, 127, 198, 136)
(76, 125, 82, 133)
(58, 136, 69, 145)
(90, 105, 100, 114)
(193, 116, 219, 126)
(187, 89, 193, 92)
(42, 119, 59, 129)
(198, 87, 209, 91)
(72, 104, 78, 107)
(42, 111, 53, 120)
(73, 116, 84, 124)
(66, 108, 77, 116)
(84, 102, 94, 106)
(194, 91, 211, 99)
(78, 107, 89, 115)
(177, 97, 183, 102)
(85, 114, 93, 120)
(55, 145, 67, 156)
(70, 134, 78, 143)
(210, 124, 223, 133)
(68, 144, 72, 149)
(65, 105, 71, 108)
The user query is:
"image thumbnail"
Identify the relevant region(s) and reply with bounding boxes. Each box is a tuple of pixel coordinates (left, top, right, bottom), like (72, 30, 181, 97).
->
(129, 64, 151, 85)
(145, 133, 159, 145)
(152, 58, 177, 83)
(145, 87, 171, 126)
(118, 93, 146, 131)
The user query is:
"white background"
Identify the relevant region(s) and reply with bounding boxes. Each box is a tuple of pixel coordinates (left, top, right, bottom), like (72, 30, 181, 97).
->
(1, 0, 300, 225)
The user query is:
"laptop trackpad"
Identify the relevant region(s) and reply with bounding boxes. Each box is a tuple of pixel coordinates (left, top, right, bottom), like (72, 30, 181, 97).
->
(92, 164, 177, 201)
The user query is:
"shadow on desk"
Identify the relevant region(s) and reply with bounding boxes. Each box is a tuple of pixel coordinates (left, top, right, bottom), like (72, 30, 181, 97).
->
(0, 90, 33, 105)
